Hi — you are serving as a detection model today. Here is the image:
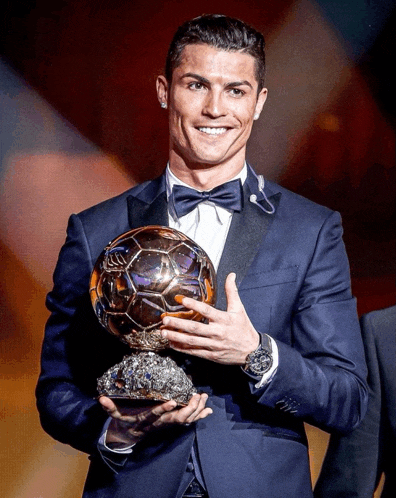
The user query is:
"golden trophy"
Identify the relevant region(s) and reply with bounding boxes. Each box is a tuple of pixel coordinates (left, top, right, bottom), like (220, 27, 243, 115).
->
(90, 226, 216, 405)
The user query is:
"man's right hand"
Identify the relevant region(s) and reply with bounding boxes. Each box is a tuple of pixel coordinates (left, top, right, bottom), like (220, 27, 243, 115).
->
(99, 394, 212, 449)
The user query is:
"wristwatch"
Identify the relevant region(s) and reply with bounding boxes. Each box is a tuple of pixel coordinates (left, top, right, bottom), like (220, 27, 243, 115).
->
(243, 333, 273, 376)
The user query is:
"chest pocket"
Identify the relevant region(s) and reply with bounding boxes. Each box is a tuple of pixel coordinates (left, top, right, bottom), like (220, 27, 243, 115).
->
(238, 266, 299, 291)
(238, 267, 299, 335)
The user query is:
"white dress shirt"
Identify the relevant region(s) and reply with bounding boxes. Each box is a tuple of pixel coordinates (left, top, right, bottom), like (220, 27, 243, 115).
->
(166, 164, 246, 270)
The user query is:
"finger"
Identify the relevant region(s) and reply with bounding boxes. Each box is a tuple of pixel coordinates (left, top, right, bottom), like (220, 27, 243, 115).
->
(99, 396, 123, 419)
(225, 272, 243, 313)
(174, 296, 220, 322)
(160, 326, 213, 349)
(158, 394, 202, 426)
(148, 400, 177, 419)
(129, 400, 177, 428)
(162, 338, 215, 360)
(185, 393, 211, 423)
(190, 406, 213, 423)
(159, 328, 219, 359)
(154, 399, 178, 412)
(161, 315, 217, 346)
(161, 315, 205, 334)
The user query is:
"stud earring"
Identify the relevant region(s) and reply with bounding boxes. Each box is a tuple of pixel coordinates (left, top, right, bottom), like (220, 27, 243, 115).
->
(160, 102, 167, 109)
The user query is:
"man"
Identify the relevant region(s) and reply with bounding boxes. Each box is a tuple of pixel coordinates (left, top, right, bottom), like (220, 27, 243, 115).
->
(36, 14, 368, 498)
(314, 305, 396, 497)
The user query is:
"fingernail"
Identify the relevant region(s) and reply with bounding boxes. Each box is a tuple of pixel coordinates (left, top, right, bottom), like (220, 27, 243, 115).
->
(161, 329, 167, 338)
(174, 294, 185, 304)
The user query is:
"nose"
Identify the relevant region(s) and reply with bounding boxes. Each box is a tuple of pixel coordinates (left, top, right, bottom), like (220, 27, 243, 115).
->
(202, 90, 226, 118)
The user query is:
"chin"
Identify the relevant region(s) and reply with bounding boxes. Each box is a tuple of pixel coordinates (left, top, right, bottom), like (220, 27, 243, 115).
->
(189, 149, 232, 166)
(191, 158, 229, 170)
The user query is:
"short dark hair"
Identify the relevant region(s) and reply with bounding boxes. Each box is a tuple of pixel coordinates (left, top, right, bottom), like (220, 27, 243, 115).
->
(165, 14, 266, 92)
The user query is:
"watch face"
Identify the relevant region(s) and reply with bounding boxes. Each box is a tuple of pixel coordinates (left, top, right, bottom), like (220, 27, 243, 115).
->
(249, 350, 272, 375)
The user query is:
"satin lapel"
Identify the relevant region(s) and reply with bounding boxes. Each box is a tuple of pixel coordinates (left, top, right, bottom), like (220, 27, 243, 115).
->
(127, 175, 169, 229)
(215, 184, 280, 310)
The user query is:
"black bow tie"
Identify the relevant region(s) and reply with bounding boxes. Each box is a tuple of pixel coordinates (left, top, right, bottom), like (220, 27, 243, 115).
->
(171, 179, 243, 218)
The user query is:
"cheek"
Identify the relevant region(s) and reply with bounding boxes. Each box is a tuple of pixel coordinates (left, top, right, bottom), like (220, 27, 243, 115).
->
(170, 103, 192, 129)
(169, 109, 185, 134)
(168, 111, 193, 150)
(237, 116, 254, 136)
(171, 90, 198, 115)
(232, 103, 256, 126)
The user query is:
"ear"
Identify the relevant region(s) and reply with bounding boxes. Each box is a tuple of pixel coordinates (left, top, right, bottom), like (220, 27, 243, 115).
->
(156, 75, 169, 107)
(253, 87, 268, 120)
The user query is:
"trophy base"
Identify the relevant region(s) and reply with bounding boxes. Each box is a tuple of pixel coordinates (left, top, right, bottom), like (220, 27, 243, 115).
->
(97, 351, 197, 406)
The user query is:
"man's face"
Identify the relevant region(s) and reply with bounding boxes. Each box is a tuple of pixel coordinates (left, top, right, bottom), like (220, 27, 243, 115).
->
(157, 44, 267, 171)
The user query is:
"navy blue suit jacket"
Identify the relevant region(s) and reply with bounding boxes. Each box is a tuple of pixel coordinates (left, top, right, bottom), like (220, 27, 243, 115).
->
(314, 305, 396, 498)
(36, 166, 368, 498)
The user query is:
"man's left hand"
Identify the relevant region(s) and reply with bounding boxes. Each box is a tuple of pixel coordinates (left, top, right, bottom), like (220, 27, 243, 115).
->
(161, 272, 259, 365)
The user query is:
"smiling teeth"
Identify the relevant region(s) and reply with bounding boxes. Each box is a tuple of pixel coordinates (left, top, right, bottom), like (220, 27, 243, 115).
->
(198, 127, 227, 135)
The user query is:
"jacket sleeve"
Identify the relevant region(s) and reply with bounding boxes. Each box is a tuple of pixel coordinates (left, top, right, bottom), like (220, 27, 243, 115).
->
(36, 214, 127, 455)
(250, 211, 368, 433)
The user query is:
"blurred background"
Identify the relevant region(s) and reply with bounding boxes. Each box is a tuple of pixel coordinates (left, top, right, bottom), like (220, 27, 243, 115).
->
(1, 0, 395, 496)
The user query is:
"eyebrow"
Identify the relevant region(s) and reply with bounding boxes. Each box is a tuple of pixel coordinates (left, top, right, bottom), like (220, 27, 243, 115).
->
(181, 72, 254, 90)
(181, 73, 210, 85)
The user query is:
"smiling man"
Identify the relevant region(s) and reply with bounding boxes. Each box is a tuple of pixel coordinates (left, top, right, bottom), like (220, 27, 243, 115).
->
(157, 43, 267, 186)
(36, 14, 368, 498)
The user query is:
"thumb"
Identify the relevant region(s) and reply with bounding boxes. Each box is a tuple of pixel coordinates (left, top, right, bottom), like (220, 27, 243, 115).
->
(99, 396, 121, 418)
(225, 272, 242, 313)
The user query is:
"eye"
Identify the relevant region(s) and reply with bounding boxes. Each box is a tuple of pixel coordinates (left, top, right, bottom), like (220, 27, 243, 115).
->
(188, 82, 205, 91)
(229, 88, 245, 97)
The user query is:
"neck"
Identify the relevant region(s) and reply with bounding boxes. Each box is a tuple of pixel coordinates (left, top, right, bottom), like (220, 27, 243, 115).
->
(168, 153, 246, 190)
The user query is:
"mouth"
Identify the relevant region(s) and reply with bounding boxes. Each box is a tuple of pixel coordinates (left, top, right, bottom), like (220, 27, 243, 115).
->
(197, 127, 228, 136)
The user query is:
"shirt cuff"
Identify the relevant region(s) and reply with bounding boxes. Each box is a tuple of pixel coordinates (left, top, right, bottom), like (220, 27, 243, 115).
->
(254, 336, 279, 389)
(98, 417, 135, 454)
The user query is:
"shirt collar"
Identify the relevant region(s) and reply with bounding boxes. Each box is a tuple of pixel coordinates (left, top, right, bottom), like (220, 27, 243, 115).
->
(165, 162, 247, 200)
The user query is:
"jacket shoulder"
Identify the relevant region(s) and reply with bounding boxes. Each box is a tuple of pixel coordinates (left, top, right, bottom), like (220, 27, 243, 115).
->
(66, 180, 157, 260)
(266, 180, 336, 226)
(77, 180, 152, 221)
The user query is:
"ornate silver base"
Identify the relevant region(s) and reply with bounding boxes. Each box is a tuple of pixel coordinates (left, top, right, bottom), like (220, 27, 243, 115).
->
(97, 351, 197, 406)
